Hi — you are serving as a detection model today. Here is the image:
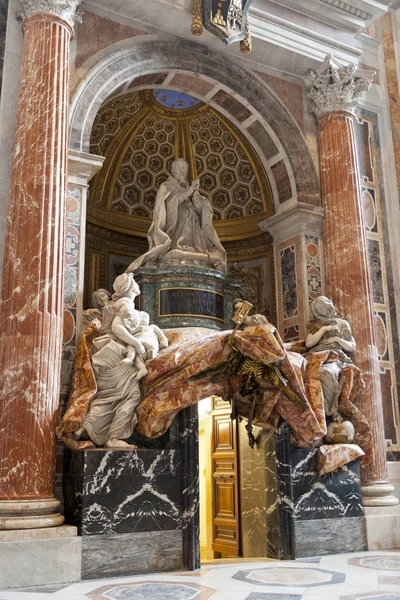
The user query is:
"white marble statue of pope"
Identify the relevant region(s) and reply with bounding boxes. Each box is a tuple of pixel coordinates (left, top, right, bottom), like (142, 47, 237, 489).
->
(126, 158, 227, 273)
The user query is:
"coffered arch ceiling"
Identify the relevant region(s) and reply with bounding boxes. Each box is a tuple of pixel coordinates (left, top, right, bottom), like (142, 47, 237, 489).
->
(88, 89, 274, 241)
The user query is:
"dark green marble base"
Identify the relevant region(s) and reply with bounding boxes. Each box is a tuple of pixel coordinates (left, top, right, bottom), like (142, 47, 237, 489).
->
(134, 263, 239, 331)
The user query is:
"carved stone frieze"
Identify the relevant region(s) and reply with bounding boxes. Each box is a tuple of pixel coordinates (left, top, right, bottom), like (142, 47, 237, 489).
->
(304, 55, 375, 118)
(17, 0, 83, 29)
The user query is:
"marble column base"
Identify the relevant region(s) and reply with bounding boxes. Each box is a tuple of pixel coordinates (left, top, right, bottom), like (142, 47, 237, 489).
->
(361, 482, 399, 507)
(0, 498, 65, 529)
(364, 504, 400, 550)
(0, 524, 77, 542)
(0, 535, 81, 589)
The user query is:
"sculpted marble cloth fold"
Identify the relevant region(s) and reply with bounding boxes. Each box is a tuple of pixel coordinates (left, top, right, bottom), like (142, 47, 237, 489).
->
(57, 323, 372, 473)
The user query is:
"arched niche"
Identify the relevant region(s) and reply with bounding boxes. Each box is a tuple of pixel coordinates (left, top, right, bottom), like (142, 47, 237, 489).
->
(70, 37, 320, 207)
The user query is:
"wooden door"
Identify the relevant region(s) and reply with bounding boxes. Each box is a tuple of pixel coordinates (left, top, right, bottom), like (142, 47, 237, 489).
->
(211, 397, 240, 557)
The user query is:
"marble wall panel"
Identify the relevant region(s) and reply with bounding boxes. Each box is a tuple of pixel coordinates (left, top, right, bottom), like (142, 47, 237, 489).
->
(0, 0, 8, 97)
(238, 422, 269, 557)
(305, 234, 322, 303)
(381, 14, 400, 203)
(210, 89, 252, 122)
(291, 450, 363, 521)
(271, 160, 292, 203)
(81, 530, 183, 580)
(280, 246, 298, 320)
(169, 73, 214, 97)
(247, 120, 279, 160)
(0, 537, 82, 588)
(56, 185, 83, 504)
(64, 449, 183, 536)
(275, 236, 304, 342)
(294, 516, 367, 557)
(127, 72, 168, 90)
(355, 111, 400, 450)
(275, 425, 366, 558)
(75, 12, 148, 68)
(254, 71, 305, 133)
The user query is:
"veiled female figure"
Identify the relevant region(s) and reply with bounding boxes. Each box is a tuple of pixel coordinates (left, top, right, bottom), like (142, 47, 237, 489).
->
(305, 296, 356, 420)
(80, 274, 144, 449)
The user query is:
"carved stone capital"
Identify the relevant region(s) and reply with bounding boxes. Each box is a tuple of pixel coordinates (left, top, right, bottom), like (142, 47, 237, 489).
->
(304, 55, 375, 118)
(17, 0, 83, 30)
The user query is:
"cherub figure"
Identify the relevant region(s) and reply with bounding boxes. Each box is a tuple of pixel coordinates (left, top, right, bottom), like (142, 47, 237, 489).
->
(122, 311, 169, 372)
(111, 304, 148, 380)
(305, 296, 356, 421)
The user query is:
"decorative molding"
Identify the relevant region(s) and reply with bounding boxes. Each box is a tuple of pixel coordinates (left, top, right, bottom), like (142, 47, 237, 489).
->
(249, 7, 363, 57)
(268, 0, 359, 33)
(17, 0, 83, 29)
(259, 203, 324, 244)
(304, 54, 375, 118)
(320, 0, 372, 21)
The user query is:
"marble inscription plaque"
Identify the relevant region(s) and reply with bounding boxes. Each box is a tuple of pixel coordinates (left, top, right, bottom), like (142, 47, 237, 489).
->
(159, 288, 224, 322)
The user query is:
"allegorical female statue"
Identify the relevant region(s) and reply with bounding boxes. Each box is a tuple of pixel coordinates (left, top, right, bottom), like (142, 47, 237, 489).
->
(305, 296, 356, 421)
(69, 273, 168, 449)
(127, 158, 227, 273)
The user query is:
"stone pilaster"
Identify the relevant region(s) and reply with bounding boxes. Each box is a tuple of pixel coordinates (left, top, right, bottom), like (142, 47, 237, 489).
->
(259, 204, 325, 342)
(0, 0, 82, 528)
(304, 55, 398, 507)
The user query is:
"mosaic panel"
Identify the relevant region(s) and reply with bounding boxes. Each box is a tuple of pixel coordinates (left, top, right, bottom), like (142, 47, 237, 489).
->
(280, 245, 298, 320)
(57, 185, 83, 503)
(305, 234, 322, 303)
(356, 114, 400, 449)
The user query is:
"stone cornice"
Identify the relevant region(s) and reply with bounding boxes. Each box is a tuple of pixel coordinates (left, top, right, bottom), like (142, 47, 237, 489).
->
(17, 0, 83, 30)
(303, 54, 375, 118)
(259, 203, 324, 243)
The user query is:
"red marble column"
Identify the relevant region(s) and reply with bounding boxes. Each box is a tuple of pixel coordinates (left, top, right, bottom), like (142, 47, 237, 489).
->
(0, 6, 79, 528)
(305, 57, 398, 506)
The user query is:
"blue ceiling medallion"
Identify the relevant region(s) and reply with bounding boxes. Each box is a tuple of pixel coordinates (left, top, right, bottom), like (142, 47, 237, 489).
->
(153, 89, 202, 110)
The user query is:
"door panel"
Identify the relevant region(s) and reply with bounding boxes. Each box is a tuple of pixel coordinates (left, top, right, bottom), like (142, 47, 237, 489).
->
(211, 398, 240, 556)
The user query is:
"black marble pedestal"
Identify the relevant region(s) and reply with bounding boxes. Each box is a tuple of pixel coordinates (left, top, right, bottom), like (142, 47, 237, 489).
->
(63, 448, 186, 579)
(274, 425, 367, 558)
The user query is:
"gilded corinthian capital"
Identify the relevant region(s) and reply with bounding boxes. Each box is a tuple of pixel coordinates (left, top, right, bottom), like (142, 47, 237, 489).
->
(304, 55, 375, 118)
(17, 0, 83, 29)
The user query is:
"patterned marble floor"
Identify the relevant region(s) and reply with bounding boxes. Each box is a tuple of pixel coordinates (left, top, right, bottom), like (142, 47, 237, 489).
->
(1, 551, 400, 600)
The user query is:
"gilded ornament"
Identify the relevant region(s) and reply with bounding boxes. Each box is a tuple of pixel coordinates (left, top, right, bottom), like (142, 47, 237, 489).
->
(191, 0, 204, 36)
